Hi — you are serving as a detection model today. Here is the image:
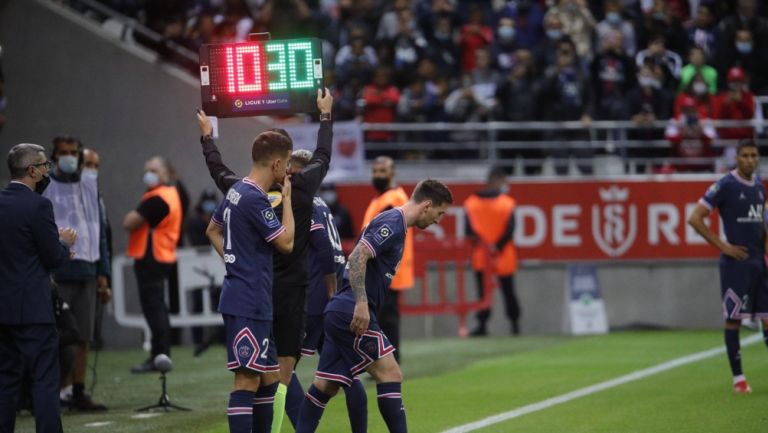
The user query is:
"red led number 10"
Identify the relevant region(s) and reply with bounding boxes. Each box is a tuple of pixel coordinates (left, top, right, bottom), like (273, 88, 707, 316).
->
(225, 42, 314, 94)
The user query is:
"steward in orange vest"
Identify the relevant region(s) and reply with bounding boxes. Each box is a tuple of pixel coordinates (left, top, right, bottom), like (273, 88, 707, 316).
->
(123, 156, 182, 371)
(463, 166, 521, 336)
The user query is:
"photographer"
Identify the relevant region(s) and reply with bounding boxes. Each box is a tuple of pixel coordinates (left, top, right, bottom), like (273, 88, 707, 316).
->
(665, 94, 717, 172)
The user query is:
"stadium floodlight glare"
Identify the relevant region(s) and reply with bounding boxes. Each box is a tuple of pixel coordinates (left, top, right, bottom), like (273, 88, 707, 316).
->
(136, 354, 191, 412)
(199, 36, 324, 117)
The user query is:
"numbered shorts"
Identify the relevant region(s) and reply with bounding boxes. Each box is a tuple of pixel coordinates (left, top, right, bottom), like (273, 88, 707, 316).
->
(300, 314, 324, 357)
(224, 314, 279, 373)
(315, 310, 395, 386)
(719, 261, 768, 320)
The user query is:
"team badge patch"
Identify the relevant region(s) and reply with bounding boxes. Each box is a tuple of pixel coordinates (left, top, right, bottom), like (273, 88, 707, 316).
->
(262, 208, 280, 228)
(238, 345, 252, 358)
(268, 191, 283, 208)
(372, 224, 392, 245)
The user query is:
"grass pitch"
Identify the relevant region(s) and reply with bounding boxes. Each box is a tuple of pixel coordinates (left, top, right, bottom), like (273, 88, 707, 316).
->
(13, 331, 768, 433)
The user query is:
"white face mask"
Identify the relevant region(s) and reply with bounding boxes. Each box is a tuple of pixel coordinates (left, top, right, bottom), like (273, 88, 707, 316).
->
(143, 171, 160, 188)
(693, 82, 708, 95)
(81, 168, 98, 180)
(57, 155, 79, 174)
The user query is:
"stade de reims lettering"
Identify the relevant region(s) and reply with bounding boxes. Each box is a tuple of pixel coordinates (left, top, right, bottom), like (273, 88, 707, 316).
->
(199, 37, 323, 117)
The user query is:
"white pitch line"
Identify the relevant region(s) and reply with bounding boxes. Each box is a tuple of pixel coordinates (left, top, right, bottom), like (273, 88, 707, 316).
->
(441, 333, 763, 433)
(84, 421, 113, 428)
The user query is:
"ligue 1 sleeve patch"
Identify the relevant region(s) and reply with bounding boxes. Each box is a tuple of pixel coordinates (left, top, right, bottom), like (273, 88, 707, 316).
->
(261, 208, 280, 228)
(372, 224, 392, 245)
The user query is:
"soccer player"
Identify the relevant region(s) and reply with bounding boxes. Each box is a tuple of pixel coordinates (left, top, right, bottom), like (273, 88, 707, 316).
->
(296, 179, 454, 433)
(283, 150, 368, 433)
(197, 89, 333, 433)
(205, 130, 294, 433)
(688, 140, 767, 394)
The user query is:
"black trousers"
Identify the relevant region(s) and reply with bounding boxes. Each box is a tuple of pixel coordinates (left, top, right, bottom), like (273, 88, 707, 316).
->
(474, 272, 520, 326)
(134, 261, 173, 357)
(0, 324, 62, 433)
(379, 288, 401, 363)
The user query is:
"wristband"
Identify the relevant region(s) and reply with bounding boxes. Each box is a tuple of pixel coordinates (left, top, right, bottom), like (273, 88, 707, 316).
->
(319, 113, 331, 121)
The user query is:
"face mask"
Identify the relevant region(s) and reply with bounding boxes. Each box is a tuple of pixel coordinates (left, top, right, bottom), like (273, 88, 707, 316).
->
(81, 168, 98, 180)
(728, 82, 743, 92)
(321, 190, 338, 205)
(693, 82, 708, 95)
(606, 12, 622, 25)
(434, 31, 450, 41)
(143, 171, 160, 188)
(498, 26, 515, 42)
(35, 172, 51, 195)
(372, 177, 390, 193)
(57, 155, 79, 174)
(638, 76, 657, 88)
(201, 200, 217, 214)
(499, 184, 510, 194)
(736, 42, 753, 54)
(546, 29, 563, 40)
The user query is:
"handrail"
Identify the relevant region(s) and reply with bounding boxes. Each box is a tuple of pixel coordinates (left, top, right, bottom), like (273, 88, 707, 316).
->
(360, 119, 764, 131)
(58, 0, 198, 65)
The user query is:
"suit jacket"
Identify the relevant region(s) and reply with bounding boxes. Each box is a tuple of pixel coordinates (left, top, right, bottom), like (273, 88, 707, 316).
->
(0, 182, 70, 324)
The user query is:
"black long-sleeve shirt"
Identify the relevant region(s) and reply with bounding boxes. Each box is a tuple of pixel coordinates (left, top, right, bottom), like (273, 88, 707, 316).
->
(201, 121, 333, 306)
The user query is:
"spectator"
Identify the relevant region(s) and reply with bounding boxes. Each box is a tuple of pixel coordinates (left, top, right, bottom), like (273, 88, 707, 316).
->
(713, 67, 756, 140)
(596, 0, 637, 56)
(415, 0, 457, 41)
(679, 47, 718, 95)
(536, 37, 593, 174)
(717, 28, 768, 94)
(376, 0, 412, 41)
(359, 66, 400, 142)
(544, 0, 597, 61)
(534, 13, 565, 75)
(495, 49, 538, 122)
(495, 0, 545, 50)
(636, 0, 687, 55)
(335, 25, 378, 88)
(318, 183, 355, 241)
(687, 3, 719, 60)
(397, 77, 442, 123)
(635, 33, 683, 90)
(665, 94, 717, 171)
(426, 13, 461, 77)
(459, 6, 494, 73)
(491, 17, 521, 72)
(445, 49, 498, 123)
(469, 48, 501, 87)
(627, 64, 673, 126)
(389, 7, 429, 87)
(42, 136, 111, 412)
(717, 0, 768, 53)
(185, 11, 216, 52)
(590, 29, 635, 120)
(0, 44, 5, 132)
(674, 72, 716, 119)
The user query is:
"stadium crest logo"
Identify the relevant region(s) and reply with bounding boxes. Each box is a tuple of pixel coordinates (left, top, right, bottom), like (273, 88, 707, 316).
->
(591, 185, 637, 257)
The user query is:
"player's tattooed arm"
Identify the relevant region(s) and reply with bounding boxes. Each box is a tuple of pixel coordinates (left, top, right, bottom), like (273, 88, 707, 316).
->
(348, 242, 372, 335)
(348, 243, 372, 302)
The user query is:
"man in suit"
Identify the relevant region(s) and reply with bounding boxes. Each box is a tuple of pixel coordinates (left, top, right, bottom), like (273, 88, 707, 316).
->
(0, 143, 76, 433)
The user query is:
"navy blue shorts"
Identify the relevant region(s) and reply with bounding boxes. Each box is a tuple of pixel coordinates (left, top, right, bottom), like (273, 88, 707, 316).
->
(224, 314, 279, 373)
(301, 314, 324, 357)
(315, 310, 395, 386)
(720, 261, 768, 320)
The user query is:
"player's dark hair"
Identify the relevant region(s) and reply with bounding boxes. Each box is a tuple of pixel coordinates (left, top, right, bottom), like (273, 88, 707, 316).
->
(252, 131, 293, 163)
(737, 139, 758, 154)
(265, 128, 293, 146)
(412, 179, 453, 206)
(51, 135, 84, 165)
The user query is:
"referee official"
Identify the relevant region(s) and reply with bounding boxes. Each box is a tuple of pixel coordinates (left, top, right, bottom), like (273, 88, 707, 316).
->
(196, 89, 333, 433)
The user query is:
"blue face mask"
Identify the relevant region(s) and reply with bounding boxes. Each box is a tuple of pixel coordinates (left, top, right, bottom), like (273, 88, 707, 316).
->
(201, 201, 217, 214)
(736, 42, 753, 54)
(606, 12, 622, 25)
(546, 29, 563, 40)
(57, 155, 79, 174)
(498, 26, 515, 42)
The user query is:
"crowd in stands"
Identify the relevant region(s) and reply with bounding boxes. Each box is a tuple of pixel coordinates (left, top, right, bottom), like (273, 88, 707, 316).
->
(87, 0, 767, 172)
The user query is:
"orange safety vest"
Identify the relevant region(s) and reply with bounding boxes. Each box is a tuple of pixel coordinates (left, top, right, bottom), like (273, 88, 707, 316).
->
(127, 185, 182, 263)
(464, 193, 518, 276)
(362, 187, 413, 290)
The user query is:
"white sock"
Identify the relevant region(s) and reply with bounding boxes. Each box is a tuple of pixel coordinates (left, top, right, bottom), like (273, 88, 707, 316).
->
(733, 374, 747, 385)
(60, 384, 73, 400)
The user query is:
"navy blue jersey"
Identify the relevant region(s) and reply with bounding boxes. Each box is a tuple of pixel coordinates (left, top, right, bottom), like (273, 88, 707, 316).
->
(326, 208, 407, 316)
(212, 178, 286, 320)
(307, 197, 346, 315)
(700, 170, 766, 262)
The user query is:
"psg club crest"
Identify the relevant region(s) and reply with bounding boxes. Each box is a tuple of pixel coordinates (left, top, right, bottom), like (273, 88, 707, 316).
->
(238, 344, 252, 358)
(591, 186, 637, 257)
